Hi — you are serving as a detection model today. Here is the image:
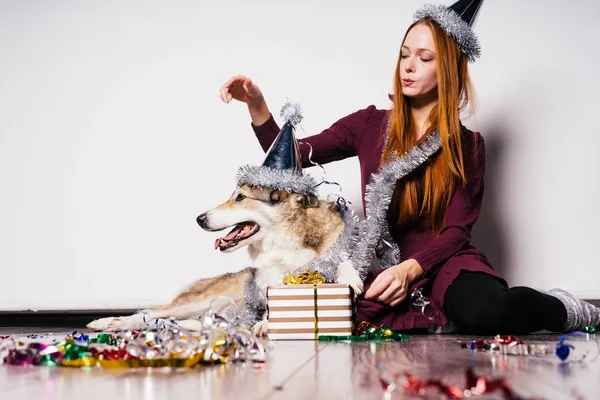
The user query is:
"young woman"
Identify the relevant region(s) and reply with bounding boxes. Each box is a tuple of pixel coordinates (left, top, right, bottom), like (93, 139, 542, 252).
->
(218, 2, 600, 334)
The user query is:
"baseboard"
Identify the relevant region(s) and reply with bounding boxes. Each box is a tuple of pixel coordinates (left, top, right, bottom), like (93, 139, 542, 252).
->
(0, 310, 137, 328)
(1, 300, 599, 328)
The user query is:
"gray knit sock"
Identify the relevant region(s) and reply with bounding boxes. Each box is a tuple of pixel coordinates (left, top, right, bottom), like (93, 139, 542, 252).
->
(548, 288, 600, 332)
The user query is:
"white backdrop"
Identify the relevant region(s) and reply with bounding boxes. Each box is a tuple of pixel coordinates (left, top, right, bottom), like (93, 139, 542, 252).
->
(1, 0, 599, 310)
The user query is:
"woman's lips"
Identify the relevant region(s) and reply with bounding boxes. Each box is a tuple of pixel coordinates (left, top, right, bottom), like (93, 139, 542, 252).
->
(402, 78, 415, 86)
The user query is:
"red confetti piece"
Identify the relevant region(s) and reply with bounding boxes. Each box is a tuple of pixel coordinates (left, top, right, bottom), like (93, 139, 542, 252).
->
(90, 347, 137, 361)
(494, 335, 523, 345)
(380, 366, 545, 400)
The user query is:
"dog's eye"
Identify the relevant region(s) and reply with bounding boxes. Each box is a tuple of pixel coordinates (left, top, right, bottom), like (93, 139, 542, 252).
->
(235, 194, 246, 202)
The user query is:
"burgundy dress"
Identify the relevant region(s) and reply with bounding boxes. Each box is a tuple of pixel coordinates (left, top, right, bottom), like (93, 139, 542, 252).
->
(252, 105, 507, 331)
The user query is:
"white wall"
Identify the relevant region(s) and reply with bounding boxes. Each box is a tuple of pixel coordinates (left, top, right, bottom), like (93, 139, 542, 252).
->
(0, 0, 598, 310)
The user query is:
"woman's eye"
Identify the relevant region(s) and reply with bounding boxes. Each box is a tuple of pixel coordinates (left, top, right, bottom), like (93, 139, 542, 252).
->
(422, 59, 433, 62)
(236, 194, 246, 202)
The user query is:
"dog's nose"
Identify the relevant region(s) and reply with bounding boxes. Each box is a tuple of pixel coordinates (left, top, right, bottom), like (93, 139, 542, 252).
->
(196, 213, 207, 227)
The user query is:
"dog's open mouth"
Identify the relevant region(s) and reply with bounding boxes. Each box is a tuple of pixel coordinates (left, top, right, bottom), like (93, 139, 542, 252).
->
(214, 222, 260, 251)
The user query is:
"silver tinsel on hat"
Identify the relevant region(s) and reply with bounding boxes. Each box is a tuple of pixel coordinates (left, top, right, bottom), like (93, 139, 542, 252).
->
(414, 3, 481, 62)
(280, 102, 304, 127)
(236, 164, 318, 196)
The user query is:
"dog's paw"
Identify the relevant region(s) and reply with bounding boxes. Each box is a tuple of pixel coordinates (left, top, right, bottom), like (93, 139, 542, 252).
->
(251, 319, 269, 337)
(336, 260, 364, 297)
(86, 315, 145, 331)
(87, 317, 114, 331)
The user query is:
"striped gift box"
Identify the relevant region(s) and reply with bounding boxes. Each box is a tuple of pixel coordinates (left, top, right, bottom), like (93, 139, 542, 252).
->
(266, 283, 354, 340)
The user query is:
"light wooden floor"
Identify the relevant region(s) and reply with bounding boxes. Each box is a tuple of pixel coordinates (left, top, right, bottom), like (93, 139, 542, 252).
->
(1, 328, 598, 400)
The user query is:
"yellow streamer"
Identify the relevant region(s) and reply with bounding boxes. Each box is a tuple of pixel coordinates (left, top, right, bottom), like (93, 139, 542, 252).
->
(98, 354, 203, 369)
(60, 357, 98, 368)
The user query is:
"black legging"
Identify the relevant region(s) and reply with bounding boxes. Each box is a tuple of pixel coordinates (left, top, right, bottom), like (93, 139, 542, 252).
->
(444, 272, 567, 335)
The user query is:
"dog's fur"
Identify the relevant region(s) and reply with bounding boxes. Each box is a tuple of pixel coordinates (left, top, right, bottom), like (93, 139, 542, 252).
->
(87, 184, 362, 334)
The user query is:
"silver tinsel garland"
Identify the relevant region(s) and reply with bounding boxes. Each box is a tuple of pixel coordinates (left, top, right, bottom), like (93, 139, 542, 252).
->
(224, 269, 265, 329)
(414, 4, 481, 62)
(291, 207, 365, 281)
(355, 132, 442, 270)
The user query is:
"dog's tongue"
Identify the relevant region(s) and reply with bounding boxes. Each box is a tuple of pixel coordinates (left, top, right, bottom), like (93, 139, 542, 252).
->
(224, 225, 244, 240)
(214, 225, 245, 250)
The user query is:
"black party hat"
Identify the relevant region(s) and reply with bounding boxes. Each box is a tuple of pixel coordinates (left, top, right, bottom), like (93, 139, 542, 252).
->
(413, 0, 484, 62)
(449, 0, 484, 26)
(261, 120, 302, 172)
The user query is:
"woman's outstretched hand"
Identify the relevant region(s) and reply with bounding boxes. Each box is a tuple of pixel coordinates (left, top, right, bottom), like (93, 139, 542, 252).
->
(219, 74, 270, 126)
(220, 74, 263, 105)
(364, 259, 424, 307)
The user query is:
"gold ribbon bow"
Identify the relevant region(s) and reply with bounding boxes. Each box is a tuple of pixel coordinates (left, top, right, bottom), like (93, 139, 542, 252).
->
(283, 270, 326, 285)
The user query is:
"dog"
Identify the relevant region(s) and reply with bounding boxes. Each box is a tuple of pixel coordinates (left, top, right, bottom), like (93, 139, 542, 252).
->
(87, 184, 364, 335)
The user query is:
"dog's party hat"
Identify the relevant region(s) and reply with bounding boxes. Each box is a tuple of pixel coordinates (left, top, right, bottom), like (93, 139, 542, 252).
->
(261, 103, 303, 173)
(413, 0, 484, 62)
(236, 102, 317, 195)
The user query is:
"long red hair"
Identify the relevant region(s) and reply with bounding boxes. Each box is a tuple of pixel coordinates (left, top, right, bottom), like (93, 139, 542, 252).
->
(381, 19, 475, 235)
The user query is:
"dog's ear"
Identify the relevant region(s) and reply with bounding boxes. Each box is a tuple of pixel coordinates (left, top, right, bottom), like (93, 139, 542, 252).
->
(269, 189, 289, 204)
(299, 193, 319, 208)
